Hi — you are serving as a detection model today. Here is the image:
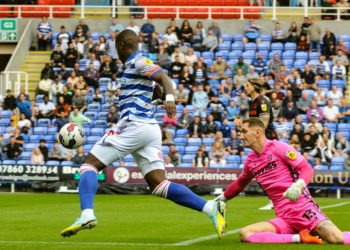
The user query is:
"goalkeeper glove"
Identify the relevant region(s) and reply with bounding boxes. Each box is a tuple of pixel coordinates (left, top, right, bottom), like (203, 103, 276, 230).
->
(283, 179, 306, 201)
(214, 193, 227, 202)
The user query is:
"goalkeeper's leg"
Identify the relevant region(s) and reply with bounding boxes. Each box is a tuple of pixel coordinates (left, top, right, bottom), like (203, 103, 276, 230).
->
(313, 220, 350, 244)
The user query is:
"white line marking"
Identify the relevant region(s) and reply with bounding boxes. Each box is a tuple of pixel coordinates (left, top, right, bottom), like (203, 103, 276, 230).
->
(320, 201, 350, 210)
(0, 241, 173, 246)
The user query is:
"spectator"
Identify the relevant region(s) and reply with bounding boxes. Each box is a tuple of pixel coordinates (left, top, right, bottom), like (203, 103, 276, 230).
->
(106, 32, 119, 64)
(207, 95, 226, 122)
(188, 116, 204, 138)
(195, 21, 206, 39)
(54, 96, 70, 117)
(268, 53, 283, 74)
(105, 105, 117, 127)
(193, 61, 207, 84)
(52, 111, 69, 131)
(246, 65, 259, 80)
(282, 100, 299, 121)
(323, 99, 340, 123)
(202, 29, 218, 52)
(3, 89, 17, 111)
(86, 53, 101, 71)
(243, 19, 261, 43)
(275, 115, 291, 139)
(210, 139, 227, 162)
(157, 44, 171, 70)
(67, 71, 79, 88)
(309, 138, 333, 166)
(38, 139, 49, 162)
(51, 46, 64, 67)
(192, 84, 209, 118)
(207, 65, 220, 81)
(37, 95, 55, 120)
(161, 124, 173, 145)
(69, 107, 91, 127)
(17, 113, 31, 134)
(332, 60, 347, 81)
(76, 19, 90, 36)
(338, 98, 350, 123)
(220, 117, 231, 138)
(140, 19, 155, 43)
(297, 35, 309, 52)
(73, 25, 88, 50)
(322, 28, 337, 54)
(191, 28, 204, 52)
(171, 46, 185, 63)
(61, 146, 76, 161)
(226, 129, 244, 156)
(184, 47, 197, 66)
(333, 132, 349, 157)
(313, 87, 327, 106)
(72, 89, 87, 112)
(272, 22, 286, 43)
(296, 92, 312, 114)
(177, 108, 193, 130)
(164, 155, 175, 168)
(290, 123, 305, 142)
(180, 19, 193, 44)
(174, 83, 189, 106)
(109, 17, 124, 33)
(251, 52, 267, 75)
(300, 16, 311, 37)
(36, 17, 52, 51)
(208, 20, 221, 39)
(163, 113, 177, 129)
(100, 55, 116, 79)
(179, 66, 193, 87)
(130, 0, 144, 19)
(226, 100, 240, 121)
(274, 64, 288, 87)
(73, 146, 86, 166)
(218, 78, 233, 99)
(92, 87, 103, 104)
(84, 64, 100, 89)
(192, 148, 209, 168)
(168, 144, 180, 166)
(204, 114, 218, 138)
(306, 100, 324, 123)
(287, 21, 299, 43)
(31, 147, 45, 165)
(37, 74, 53, 96)
(301, 65, 316, 90)
(126, 19, 141, 36)
(335, 38, 349, 55)
(163, 26, 179, 49)
(213, 56, 230, 80)
(271, 99, 283, 121)
(323, 41, 336, 60)
(332, 50, 349, 68)
(315, 56, 331, 80)
(49, 75, 64, 102)
(148, 32, 160, 58)
(3, 136, 22, 160)
(233, 57, 249, 76)
(49, 142, 64, 161)
(170, 55, 183, 79)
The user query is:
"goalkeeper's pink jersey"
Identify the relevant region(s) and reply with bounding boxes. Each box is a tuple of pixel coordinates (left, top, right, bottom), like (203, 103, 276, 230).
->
(243, 139, 317, 216)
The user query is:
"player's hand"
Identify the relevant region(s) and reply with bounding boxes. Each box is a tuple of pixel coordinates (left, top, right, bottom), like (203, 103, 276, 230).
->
(283, 179, 306, 202)
(214, 193, 227, 202)
(164, 101, 176, 118)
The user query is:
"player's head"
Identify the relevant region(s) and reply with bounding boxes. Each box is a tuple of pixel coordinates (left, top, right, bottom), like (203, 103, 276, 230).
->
(240, 117, 265, 149)
(115, 29, 138, 63)
(245, 78, 262, 96)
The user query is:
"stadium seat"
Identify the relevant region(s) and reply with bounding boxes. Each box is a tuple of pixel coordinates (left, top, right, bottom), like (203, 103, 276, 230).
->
(101, 104, 111, 112)
(260, 34, 272, 42)
(19, 152, 32, 160)
(215, 50, 229, 60)
(176, 129, 188, 138)
(228, 50, 241, 60)
(84, 144, 94, 153)
(257, 41, 270, 51)
(174, 138, 187, 147)
(283, 59, 294, 68)
(33, 127, 48, 135)
(90, 128, 104, 136)
(309, 52, 321, 60)
(61, 161, 74, 166)
(210, 163, 225, 168)
(221, 8, 240, 19)
(182, 155, 195, 163)
(294, 60, 306, 71)
(188, 138, 202, 146)
(226, 155, 241, 164)
(30, 135, 41, 143)
(24, 143, 38, 152)
(47, 127, 58, 135)
(17, 160, 32, 165)
(330, 165, 344, 171)
(0, 118, 10, 127)
(178, 163, 192, 168)
(44, 135, 56, 143)
(323, 123, 337, 133)
(221, 34, 233, 43)
(86, 136, 100, 144)
(268, 51, 281, 60)
(47, 161, 60, 166)
(175, 145, 185, 154)
(242, 51, 255, 60)
(244, 42, 257, 52)
(295, 51, 308, 61)
(233, 34, 243, 42)
(97, 112, 109, 120)
(94, 120, 108, 128)
(211, 8, 223, 19)
(185, 146, 199, 154)
(1, 110, 12, 118)
(284, 42, 297, 51)
(317, 80, 331, 89)
(317, 165, 329, 171)
(337, 123, 350, 132)
(87, 103, 101, 112)
(202, 51, 214, 60)
(2, 160, 16, 165)
(124, 154, 134, 162)
(231, 42, 243, 51)
(331, 79, 345, 89)
(84, 112, 97, 121)
(157, 7, 177, 19)
(271, 43, 283, 51)
(37, 118, 51, 127)
(282, 51, 295, 60)
(226, 164, 239, 169)
(125, 162, 137, 167)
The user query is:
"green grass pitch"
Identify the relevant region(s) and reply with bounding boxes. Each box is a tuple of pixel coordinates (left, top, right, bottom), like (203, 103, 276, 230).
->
(0, 193, 349, 250)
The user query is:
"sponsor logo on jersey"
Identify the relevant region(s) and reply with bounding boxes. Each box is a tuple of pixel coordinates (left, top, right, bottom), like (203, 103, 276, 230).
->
(253, 162, 277, 177)
(285, 150, 296, 160)
(144, 59, 153, 66)
(261, 104, 267, 111)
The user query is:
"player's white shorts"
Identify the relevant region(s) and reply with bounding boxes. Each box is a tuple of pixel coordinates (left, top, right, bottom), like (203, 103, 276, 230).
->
(90, 120, 165, 176)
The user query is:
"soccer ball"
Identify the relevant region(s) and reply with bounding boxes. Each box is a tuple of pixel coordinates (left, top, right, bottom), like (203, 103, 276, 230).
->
(58, 123, 85, 149)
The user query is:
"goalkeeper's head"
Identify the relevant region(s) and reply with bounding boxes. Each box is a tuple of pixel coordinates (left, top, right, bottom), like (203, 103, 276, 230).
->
(240, 117, 266, 151)
(244, 78, 263, 97)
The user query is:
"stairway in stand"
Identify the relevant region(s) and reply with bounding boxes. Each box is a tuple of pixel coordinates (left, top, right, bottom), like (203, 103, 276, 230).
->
(20, 51, 50, 100)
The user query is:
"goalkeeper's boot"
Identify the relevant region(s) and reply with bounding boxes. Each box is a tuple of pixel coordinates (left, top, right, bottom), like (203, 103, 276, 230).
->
(61, 215, 97, 237)
(299, 229, 323, 244)
(209, 201, 226, 239)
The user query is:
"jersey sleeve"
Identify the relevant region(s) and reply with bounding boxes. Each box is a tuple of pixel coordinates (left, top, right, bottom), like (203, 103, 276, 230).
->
(135, 57, 163, 80)
(274, 140, 304, 168)
(257, 96, 271, 116)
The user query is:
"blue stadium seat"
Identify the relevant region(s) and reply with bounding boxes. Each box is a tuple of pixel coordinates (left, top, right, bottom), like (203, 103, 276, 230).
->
(330, 165, 344, 171)
(295, 51, 308, 61)
(284, 42, 297, 51)
(204, 59, 213, 66)
(47, 127, 58, 135)
(87, 103, 101, 112)
(175, 145, 185, 154)
(1, 110, 12, 118)
(36, 94, 45, 103)
(94, 120, 107, 128)
(84, 112, 97, 121)
(0, 118, 10, 127)
(227, 59, 238, 68)
(210, 163, 225, 168)
(271, 42, 283, 51)
(324, 122, 337, 133)
(260, 34, 272, 42)
(257, 41, 270, 51)
(215, 50, 229, 60)
(317, 80, 331, 89)
(103, 33, 111, 39)
(185, 146, 199, 154)
(331, 79, 345, 89)
(86, 136, 100, 144)
(176, 129, 188, 138)
(178, 163, 193, 168)
(255, 50, 268, 60)
(29, 135, 41, 143)
(242, 51, 255, 60)
(294, 60, 306, 71)
(101, 104, 111, 112)
(188, 138, 202, 146)
(226, 163, 239, 169)
(244, 42, 257, 52)
(24, 143, 38, 152)
(182, 155, 195, 163)
(317, 165, 329, 171)
(47, 160, 60, 166)
(97, 112, 109, 120)
(61, 161, 74, 166)
(37, 118, 51, 127)
(174, 138, 187, 147)
(17, 160, 31, 165)
(84, 144, 94, 153)
(283, 59, 294, 68)
(231, 42, 243, 51)
(162, 146, 169, 155)
(202, 51, 214, 60)
(309, 51, 321, 60)
(337, 123, 350, 132)
(124, 154, 134, 162)
(44, 135, 56, 143)
(222, 33, 233, 42)
(282, 51, 295, 60)
(90, 32, 101, 42)
(2, 160, 16, 165)
(268, 51, 281, 60)
(125, 162, 137, 167)
(336, 131, 350, 140)
(233, 34, 243, 42)
(218, 42, 231, 51)
(90, 128, 104, 136)
(228, 50, 241, 60)
(226, 155, 241, 164)
(18, 151, 32, 160)
(33, 127, 48, 135)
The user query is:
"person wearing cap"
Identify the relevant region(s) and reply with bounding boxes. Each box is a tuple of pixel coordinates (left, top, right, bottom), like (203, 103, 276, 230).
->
(233, 56, 248, 76)
(57, 25, 71, 54)
(76, 19, 90, 36)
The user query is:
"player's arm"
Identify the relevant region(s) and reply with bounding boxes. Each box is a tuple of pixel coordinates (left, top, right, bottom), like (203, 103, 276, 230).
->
(215, 165, 254, 201)
(275, 142, 313, 201)
(258, 98, 271, 129)
(152, 71, 176, 118)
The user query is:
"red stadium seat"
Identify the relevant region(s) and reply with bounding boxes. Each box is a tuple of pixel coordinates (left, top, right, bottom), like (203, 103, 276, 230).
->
(176, 0, 188, 6)
(180, 8, 196, 18)
(147, 8, 159, 18)
(149, 0, 162, 5)
(138, 0, 151, 5)
(224, 0, 238, 5)
(52, 7, 72, 17)
(198, 0, 212, 5)
(237, 0, 250, 5)
(157, 8, 176, 18)
(38, 0, 50, 4)
(196, 8, 209, 19)
(0, 7, 16, 17)
(211, 8, 222, 18)
(22, 6, 50, 18)
(243, 7, 261, 19)
(49, 0, 75, 4)
(222, 7, 240, 19)
(160, 0, 175, 5)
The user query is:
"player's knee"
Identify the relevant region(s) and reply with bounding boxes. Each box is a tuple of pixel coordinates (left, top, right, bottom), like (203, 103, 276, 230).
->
(240, 228, 253, 242)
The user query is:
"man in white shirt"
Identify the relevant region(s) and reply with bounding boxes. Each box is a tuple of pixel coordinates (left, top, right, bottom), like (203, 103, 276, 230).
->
(109, 18, 124, 33)
(38, 95, 55, 120)
(38, 74, 53, 96)
(332, 60, 346, 81)
(126, 19, 140, 36)
(85, 53, 101, 71)
(171, 46, 185, 63)
(323, 99, 340, 122)
(327, 85, 343, 106)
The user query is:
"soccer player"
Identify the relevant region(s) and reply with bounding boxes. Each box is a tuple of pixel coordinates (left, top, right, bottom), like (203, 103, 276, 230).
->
(235, 78, 277, 210)
(60, 29, 226, 238)
(216, 117, 350, 245)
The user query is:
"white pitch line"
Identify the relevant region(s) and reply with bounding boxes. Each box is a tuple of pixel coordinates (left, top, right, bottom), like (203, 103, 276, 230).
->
(0, 240, 173, 246)
(174, 201, 350, 246)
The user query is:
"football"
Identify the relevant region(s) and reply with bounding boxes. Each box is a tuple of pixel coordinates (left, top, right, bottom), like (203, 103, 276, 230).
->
(58, 123, 85, 149)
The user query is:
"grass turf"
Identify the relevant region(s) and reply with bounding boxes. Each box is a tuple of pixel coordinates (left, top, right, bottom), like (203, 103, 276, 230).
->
(0, 193, 349, 250)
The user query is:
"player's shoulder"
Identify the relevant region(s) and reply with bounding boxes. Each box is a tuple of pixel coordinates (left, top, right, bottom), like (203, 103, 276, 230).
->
(259, 95, 271, 104)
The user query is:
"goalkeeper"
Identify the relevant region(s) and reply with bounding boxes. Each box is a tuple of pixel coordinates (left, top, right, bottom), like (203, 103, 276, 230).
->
(216, 117, 350, 245)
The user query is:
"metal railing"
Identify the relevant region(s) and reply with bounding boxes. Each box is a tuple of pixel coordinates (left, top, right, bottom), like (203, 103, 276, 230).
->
(0, 4, 350, 20)
(0, 71, 28, 98)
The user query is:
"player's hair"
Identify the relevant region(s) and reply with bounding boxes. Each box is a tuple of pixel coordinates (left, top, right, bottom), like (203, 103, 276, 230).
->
(242, 117, 265, 129)
(115, 29, 138, 50)
(248, 78, 263, 93)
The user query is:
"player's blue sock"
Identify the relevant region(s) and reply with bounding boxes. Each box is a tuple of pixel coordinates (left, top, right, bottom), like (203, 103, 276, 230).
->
(79, 164, 98, 211)
(152, 180, 206, 211)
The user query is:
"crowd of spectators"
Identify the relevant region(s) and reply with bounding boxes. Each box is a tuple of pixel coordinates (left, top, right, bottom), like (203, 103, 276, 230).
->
(1, 16, 349, 170)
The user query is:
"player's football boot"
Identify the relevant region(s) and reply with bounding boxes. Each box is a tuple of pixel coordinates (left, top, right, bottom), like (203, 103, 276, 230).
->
(299, 229, 323, 244)
(60, 215, 97, 237)
(209, 201, 226, 239)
